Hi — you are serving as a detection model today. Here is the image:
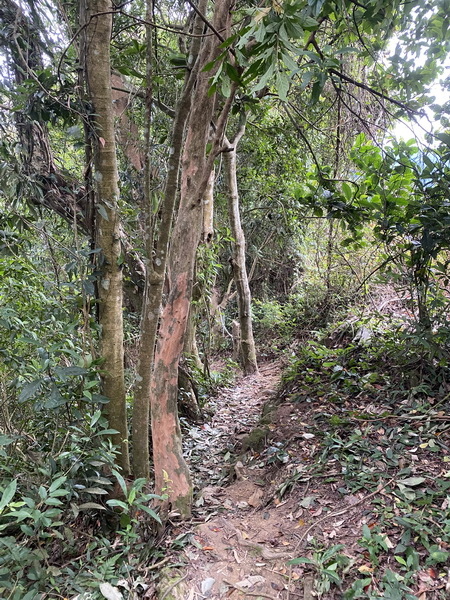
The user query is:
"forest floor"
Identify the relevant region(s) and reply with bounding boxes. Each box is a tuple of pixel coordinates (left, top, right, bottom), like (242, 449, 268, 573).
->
(154, 355, 450, 600)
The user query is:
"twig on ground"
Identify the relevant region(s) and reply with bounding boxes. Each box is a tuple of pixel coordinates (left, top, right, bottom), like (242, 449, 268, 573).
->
(146, 556, 170, 571)
(160, 574, 188, 600)
(223, 580, 278, 599)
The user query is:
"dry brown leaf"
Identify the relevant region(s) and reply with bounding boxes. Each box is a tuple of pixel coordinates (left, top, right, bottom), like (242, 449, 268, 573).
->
(358, 565, 375, 574)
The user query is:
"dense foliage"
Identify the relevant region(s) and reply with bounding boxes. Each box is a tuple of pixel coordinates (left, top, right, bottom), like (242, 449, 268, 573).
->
(0, 0, 450, 597)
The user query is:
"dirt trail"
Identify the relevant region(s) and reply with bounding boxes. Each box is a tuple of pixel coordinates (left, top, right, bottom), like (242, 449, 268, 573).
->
(184, 361, 281, 489)
(155, 350, 450, 600)
(156, 360, 385, 600)
(158, 362, 314, 600)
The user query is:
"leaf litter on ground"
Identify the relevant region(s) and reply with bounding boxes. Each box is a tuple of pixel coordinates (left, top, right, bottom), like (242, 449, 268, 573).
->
(159, 357, 450, 599)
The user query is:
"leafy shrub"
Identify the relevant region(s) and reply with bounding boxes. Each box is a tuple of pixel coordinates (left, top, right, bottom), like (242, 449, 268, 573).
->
(0, 415, 163, 599)
(284, 315, 450, 401)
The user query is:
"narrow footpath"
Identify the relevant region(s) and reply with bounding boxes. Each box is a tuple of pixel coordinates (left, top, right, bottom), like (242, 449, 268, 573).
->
(157, 362, 319, 600)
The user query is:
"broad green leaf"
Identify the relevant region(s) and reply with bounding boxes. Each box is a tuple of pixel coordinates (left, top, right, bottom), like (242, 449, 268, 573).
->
(0, 435, 14, 446)
(83, 487, 109, 495)
(78, 502, 107, 511)
(436, 133, 450, 147)
(54, 366, 87, 380)
(44, 385, 66, 409)
(112, 469, 128, 496)
(342, 182, 352, 201)
(19, 380, 42, 403)
(428, 550, 450, 563)
(106, 499, 128, 510)
(276, 70, 290, 101)
(49, 476, 67, 494)
(397, 477, 426, 487)
(94, 429, 120, 436)
(0, 480, 17, 512)
(44, 497, 63, 506)
(97, 204, 109, 221)
(127, 487, 136, 505)
(225, 62, 241, 84)
(90, 409, 102, 428)
(288, 556, 315, 565)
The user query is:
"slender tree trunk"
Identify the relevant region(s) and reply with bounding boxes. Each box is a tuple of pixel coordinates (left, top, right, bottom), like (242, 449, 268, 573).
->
(183, 282, 204, 372)
(131, 0, 208, 478)
(183, 169, 215, 372)
(84, 0, 130, 473)
(223, 122, 258, 375)
(150, 0, 236, 517)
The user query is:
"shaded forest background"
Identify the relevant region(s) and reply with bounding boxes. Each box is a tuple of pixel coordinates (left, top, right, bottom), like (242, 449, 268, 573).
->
(1, 0, 450, 598)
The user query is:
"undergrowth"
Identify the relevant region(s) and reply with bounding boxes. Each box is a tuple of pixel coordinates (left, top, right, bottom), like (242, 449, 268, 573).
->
(0, 412, 164, 600)
(278, 318, 450, 599)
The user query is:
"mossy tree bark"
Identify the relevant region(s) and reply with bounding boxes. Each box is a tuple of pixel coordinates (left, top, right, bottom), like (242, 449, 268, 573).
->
(223, 121, 258, 375)
(84, 0, 130, 473)
(150, 0, 236, 518)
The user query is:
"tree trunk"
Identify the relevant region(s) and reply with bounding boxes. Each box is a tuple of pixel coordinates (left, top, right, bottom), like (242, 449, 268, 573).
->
(223, 123, 258, 375)
(131, 0, 208, 478)
(183, 169, 215, 372)
(84, 0, 130, 473)
(183, 281, 204, 372)
(150, 0, 235, 518)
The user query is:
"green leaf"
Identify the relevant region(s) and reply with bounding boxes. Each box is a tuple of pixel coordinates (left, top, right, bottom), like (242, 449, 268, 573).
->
(106, 499, 128, 510)
(112, 469, 128, 497)
(288, 556, 316, 565)
(49, 476, 67, 494)
(0, 480, 17, 512)
(127, 487, 136, 505)
(44, 497, 63, 506)
(97, 204, 109, 221)
(428, 550, 450, 563)
(276, 70, 290, 102)
(397, 477, 426, 487)
(83, 487, 109, 495)
(50, 489, 69, 497)
(252, 62, 275, 93)
(221, 75, 231, 98)
(436, 133, 450, 147)
(225, 62, 241, 83)
(300, 16, 320, 30)
(115, 65, 145, 79)
(78, 502, 106, 511)
(91, 393, 110, 404)
(323, 568, 342, 584)
(19, 380, 42, 403)
(138, 504, 162, 524)
(54, 366, 87, 380)
(90, 410, 102, 428)
(94, 429, 120, 436)
(310, 78, 323, 104)
(44, 385, 66, 409)
(0, 435, 14, 447)
(362, 523, 372, 540)
(342, 182, 352, 201)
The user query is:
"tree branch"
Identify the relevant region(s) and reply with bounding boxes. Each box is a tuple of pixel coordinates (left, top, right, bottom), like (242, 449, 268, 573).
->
(328, 68, 421, 115)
